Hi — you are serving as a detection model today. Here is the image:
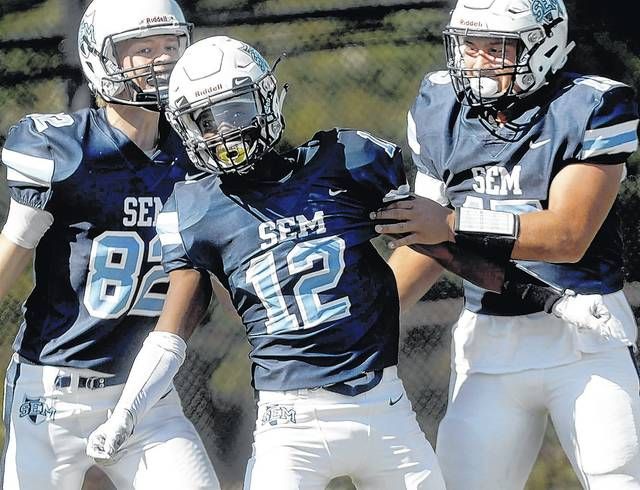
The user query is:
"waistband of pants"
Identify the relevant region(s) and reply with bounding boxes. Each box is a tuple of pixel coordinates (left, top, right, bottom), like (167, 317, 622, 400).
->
(12, 353, 126, 390)
(258, 365, 398, 402)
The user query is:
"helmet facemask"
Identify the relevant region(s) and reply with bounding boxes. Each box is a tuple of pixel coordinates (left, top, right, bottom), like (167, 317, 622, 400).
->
(78, 13, 191, 110)
(443, 0, 575, 110)
(444, 29, 532, 110)
(169, 73, 285, 175)
(100, 27, 190, 109)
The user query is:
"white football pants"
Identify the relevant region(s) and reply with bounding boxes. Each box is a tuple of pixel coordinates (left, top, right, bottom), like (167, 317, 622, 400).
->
(244, 366, 445, 490)
(1, 353, 220, 490)
(437, 347, 640, 490)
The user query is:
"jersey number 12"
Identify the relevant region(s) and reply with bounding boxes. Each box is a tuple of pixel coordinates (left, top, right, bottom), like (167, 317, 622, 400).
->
(246, 236, 352, 334)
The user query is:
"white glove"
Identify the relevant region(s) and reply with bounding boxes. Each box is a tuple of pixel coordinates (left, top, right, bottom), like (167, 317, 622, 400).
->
(552, 292, 626, 341)
(86, 408, 135, 464)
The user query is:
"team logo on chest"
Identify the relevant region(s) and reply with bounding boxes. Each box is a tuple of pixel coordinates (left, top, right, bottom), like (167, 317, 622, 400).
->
(258, 211, 327, 250)
(123, 196, 164, 227)
(19, 396, 56, 425)
(471, 165, 522, 196)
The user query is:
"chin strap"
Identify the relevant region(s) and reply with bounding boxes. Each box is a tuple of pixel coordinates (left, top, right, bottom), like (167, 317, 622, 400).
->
(278, 83, 289, 114)
(270, 51, 289, 118)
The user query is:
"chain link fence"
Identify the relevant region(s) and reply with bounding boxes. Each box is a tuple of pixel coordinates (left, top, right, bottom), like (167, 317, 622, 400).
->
(2, 1, 640, 489)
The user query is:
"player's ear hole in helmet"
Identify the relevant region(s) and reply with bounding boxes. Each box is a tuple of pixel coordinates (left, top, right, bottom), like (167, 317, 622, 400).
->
(443, 0, 575, 110)
(165, 36, 288, 175)
(78, 0, 192, 110)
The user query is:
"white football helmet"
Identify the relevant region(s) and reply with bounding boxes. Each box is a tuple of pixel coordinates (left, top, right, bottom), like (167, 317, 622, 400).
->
(78, 0, 192, 108)
(166, 36, 286, 175)
(444, 0, 575, 107)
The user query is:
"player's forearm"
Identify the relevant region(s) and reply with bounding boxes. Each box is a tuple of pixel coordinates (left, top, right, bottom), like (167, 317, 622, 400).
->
(513, 162, 622, 263)
(511, 210, 588, 262)
(388, 246, 444, 313)
(113, 331, 187, 426)
(113, 269, 213, 424)
(0, 235, 33, 300)
(500, 263, 563, 309)
(450, 206, 603, 264)
(86, 329, 187, 462)
(512, 206, 613, 263)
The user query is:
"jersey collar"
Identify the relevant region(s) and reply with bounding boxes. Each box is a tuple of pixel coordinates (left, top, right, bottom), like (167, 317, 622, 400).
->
(90, 108, 187, 170)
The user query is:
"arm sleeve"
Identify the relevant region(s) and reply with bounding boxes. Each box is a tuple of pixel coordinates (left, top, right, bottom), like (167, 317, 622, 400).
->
(156, 191, 195, 273)
(113, 331, 186, 426)
(575, 82, 639, 165)
(1, 198, 54, 248)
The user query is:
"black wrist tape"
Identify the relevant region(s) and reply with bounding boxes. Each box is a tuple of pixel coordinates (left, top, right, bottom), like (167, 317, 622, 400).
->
(501, 263, 563, 313)
(453, 233, 517, 264)
(453, 207, 520, 263)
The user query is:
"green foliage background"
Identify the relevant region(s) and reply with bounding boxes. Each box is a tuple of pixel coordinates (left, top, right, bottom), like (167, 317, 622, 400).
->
(1, 1, 639, 489)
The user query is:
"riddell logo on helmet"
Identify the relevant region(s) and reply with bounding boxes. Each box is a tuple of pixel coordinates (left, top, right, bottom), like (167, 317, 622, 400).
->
(458, 18, 485, 28)
(195, 84, 223, 98)
(141, 15, 177, 25)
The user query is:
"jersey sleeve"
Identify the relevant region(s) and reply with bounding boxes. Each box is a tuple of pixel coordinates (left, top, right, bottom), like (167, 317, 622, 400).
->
(408, 109, 449, 205)
(1, 116, 56, 211)
(338, 130, 410, 205)
(575, 79, 639, 164)
(156, 190, 195, 273)
(408, 74, 451, 205)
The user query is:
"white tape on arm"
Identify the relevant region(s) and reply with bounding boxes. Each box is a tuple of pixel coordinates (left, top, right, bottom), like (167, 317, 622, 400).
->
(114, 331, 187, 426)
(1, 199, 53, 249)
(455, 207, 519, 237)
(414, 171, 449, 205)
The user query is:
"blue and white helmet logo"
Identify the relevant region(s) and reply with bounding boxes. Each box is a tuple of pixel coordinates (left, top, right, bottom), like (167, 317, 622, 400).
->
(78, 17, 96, 59)
(239, 43, 270, 73)
(531, 0, 561, 24)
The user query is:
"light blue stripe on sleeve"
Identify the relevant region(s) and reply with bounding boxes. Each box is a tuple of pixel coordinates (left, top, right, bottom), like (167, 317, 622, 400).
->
(582, 131, 637, 152)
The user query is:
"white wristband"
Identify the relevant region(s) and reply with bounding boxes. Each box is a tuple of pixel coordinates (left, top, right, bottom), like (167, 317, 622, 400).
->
(454, 207, 519, 238)
(1, 199, 53, 249)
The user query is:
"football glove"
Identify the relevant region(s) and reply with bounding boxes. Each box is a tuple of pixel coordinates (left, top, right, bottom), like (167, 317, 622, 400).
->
(86, 408, 134, 464)
(551, 291, 626, 341)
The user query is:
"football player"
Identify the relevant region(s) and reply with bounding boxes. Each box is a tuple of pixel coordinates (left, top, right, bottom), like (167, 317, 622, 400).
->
(373, 0, 640, 488)
(86, 35, 448, 490)
(0, 0, 219, 488)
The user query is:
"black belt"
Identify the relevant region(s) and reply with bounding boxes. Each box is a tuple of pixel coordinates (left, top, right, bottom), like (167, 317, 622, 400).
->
(54, 374, 124, 390)
(323, 369, 383, 397)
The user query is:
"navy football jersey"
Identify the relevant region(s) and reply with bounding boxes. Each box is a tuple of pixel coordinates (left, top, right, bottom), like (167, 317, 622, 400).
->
(408, 71, 639, 315)
(157, 129, 409, 390)
(1, 109, 190, 373)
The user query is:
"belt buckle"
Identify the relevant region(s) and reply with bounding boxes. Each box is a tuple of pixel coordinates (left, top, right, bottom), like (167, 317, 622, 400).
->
(84, 377, 105, 390)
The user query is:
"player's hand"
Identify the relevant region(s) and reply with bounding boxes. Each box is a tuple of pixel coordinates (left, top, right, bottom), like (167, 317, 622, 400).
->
(370, 196, 454, 248)
(552, 292, 626, 341)
(86, 408, 135, 464)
